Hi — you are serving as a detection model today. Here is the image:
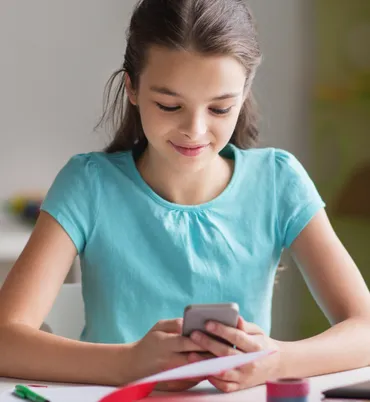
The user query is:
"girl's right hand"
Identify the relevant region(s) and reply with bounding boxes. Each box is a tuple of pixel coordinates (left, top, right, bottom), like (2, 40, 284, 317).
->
(127, 318, 207, 391)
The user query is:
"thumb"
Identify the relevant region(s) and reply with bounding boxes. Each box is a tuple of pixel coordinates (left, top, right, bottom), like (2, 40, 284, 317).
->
(237, 317, 263, 334)
(152, 318, 183, 334)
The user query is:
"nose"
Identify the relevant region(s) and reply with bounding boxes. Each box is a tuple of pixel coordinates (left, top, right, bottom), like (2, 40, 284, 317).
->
(179, 111, 207, 139)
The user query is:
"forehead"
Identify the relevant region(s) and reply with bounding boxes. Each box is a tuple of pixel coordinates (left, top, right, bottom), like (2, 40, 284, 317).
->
(140, 46, 246, 98)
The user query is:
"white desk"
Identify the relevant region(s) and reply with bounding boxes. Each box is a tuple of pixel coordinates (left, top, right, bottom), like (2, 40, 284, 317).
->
(1, 367, 370, 401)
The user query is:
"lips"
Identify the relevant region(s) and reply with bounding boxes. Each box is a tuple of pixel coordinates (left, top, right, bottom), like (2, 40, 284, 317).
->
(170, 142, 209, 157)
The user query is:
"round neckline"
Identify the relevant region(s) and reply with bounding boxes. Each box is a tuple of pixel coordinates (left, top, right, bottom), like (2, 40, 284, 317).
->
(127, 144, 240, 211)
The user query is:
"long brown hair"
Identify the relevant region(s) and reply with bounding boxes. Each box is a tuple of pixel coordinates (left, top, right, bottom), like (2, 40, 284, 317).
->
(98, 0, 262, 154)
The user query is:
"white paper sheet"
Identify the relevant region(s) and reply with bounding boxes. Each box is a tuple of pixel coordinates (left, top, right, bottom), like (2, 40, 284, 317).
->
(134, 349, 272, 384)
(0, 350, 272, 402)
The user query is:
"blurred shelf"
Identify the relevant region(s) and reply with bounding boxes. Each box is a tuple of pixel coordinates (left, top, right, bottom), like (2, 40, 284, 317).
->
(0, 213, 33, 261)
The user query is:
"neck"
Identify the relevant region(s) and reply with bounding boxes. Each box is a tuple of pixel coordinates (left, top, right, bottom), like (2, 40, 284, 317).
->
(136, 147, 234, 205)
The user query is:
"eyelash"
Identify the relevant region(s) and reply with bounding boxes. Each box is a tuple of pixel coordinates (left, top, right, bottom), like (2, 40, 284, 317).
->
(155, 103, 232, 115)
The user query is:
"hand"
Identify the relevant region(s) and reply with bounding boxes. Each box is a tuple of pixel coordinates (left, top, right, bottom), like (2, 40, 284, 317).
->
(129, 318, 206, 392)
(188, 316, 281, 393)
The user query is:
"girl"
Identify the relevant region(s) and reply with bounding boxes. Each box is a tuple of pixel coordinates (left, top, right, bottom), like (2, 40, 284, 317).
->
(0, 0, 370, 394)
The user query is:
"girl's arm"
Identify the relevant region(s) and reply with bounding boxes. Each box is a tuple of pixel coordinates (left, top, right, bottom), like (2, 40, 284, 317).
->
(0, 212, 131, 385)
(185, 207, 370, 393)
(0, 211, 203, 386)
(280, 208, 370, 377)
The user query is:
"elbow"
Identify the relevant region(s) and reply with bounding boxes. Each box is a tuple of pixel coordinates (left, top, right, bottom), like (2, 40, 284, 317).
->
(0, 322, 20, 349)
(0, 322, 14, 344)
(348, 316, 370, 366)
(0, 324, 17, 376)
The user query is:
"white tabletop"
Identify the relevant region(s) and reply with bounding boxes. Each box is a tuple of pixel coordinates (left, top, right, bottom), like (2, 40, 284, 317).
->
(1, 367, 370, 401)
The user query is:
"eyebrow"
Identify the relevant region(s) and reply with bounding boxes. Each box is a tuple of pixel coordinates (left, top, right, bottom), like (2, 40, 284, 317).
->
(150, 86, 241, 101)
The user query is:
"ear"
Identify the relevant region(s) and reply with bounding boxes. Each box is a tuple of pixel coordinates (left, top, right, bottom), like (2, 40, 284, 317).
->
(125, 73, 138, 106)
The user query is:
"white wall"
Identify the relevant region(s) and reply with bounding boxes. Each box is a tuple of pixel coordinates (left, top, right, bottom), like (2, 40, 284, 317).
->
(0, 0, 313, 198)
(0, 0, 313, 340)
(0, 0, 137, 199)
(249, 0, 314, 162)
(242, 0, 314, 340)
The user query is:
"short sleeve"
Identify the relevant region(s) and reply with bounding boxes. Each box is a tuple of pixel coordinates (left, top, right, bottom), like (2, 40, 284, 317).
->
(40, 154, 100, 254)
(275, 149, 325, 249)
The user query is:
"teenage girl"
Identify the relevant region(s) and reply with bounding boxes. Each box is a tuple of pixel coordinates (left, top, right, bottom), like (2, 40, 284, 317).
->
(0, 0, 369, 393)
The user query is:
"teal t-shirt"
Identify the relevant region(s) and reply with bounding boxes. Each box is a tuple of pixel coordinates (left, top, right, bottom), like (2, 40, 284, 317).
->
(41, 144, 325, 344)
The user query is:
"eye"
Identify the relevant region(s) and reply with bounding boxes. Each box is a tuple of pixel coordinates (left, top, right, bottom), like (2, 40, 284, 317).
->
(210, 107, 232, 115)
(156, 103, 181, 112)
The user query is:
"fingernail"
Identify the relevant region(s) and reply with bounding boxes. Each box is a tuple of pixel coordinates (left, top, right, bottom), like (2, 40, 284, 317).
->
(191, 332, 201, 341)
(206, 322, 216, 331)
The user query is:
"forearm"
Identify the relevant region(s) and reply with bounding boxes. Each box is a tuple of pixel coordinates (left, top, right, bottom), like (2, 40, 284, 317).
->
(0, 323, 133, 386)
(278, 317, 370, 378)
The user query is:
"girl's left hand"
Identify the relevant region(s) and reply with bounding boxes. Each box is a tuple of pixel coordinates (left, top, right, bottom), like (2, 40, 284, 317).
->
(188, 316, 282, 393)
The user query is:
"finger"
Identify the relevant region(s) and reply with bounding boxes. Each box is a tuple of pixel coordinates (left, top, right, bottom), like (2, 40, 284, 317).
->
(152, 318, 183, 334)
(208, 377, 240, 393)
(156, 379, 202, 392)
(163, 353, 190, 371)
(184, 373, 208, 383)
(187, 376, 208, 382)
(204, 322, 263, 353)
(190, 331, 240, 357)
(188, 352, 214, 363)
(168, 334, 206, 352)
(160, 350, 212, 373)
(212, 368, 241, 383)
(237, 317, 263, 334)
(189, 352, 242, 383)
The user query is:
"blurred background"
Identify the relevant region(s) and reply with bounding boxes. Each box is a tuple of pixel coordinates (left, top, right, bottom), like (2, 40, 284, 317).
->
(0, 0, 369, 341)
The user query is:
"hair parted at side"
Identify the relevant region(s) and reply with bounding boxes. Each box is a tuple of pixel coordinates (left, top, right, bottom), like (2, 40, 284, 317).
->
(98, 0, 262, 154)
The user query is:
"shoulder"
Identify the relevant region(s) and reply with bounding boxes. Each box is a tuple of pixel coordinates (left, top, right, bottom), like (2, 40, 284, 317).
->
(45, 151, 133, 206)
(235, 146, 301, 165)
(272, 149, 318, 192)
(232, 146, 275, 167)
(63, 152, 98, 175)
(61, 151, 132, 180)
(233, 146, 316, 194)
(235, 146, 309, 177)
(233, 146, 299, 174)
(273, 148, 307, 176)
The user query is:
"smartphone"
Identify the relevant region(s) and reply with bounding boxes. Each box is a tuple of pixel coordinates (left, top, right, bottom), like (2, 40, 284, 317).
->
(182, 303, 239, 346)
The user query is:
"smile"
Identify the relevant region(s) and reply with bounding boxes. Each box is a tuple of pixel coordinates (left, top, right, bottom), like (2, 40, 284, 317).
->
(170, 142, 210, 157)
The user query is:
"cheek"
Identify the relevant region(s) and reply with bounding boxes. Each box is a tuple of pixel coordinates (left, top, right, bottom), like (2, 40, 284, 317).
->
(211, 114, 240, 142)
(139, 104, 173, 140)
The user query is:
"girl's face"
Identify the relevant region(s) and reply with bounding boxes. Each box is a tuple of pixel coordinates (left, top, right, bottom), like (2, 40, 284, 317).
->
(128, 46, 247, 172)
